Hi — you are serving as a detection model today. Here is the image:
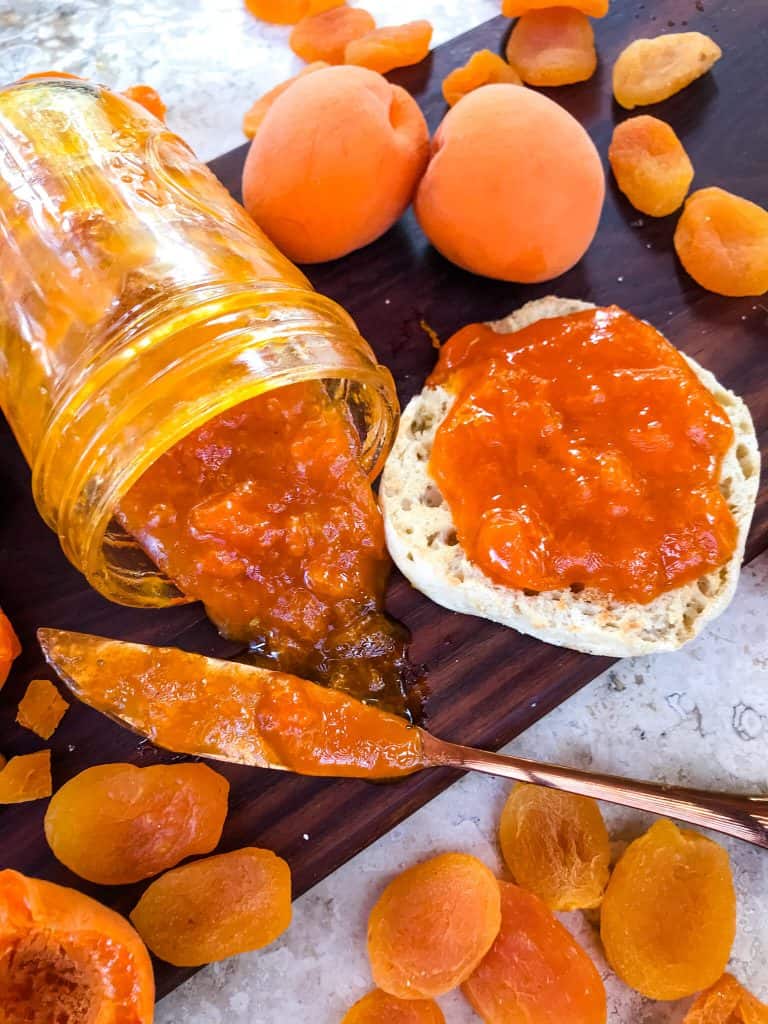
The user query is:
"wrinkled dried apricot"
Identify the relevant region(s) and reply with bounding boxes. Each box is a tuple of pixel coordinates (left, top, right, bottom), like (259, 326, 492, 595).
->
(499, 784, 610, 911)
(44, 762, 229, 885)
(685, 974, 768, 1024)
(245, 0, 343, 25)
(345, 21, 433, 74)
(674, 187, 768, 297)
(0, 869, 154, 1024)
(601, 819, 736, 1000)
(613, 32, 722, 109)
(503, 0, 608, 16)
(367, 852, 501, 999)
(342, 988, 445, 1023)
(609, 115, 694, 217)
(0, 609, 21, 689)
(291, 6, 376, 63)
(442, 50, 522, 106)
(16, 679, 68, 740)
(506, 8, 597, 86)
(463, 881, 607, 1024)
(243, 62, 329, 137)
(0, 750, 52, 804)
(130, 847, 291, 966)
(123, 84, 167, 121)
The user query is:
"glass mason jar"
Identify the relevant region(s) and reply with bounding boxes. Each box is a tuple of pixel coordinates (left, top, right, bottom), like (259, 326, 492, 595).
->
(0, 77, 398, 606)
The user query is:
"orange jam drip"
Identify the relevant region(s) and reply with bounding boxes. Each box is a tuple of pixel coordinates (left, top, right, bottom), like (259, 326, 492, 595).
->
(428, 306, 737, 603)
(117, 381, 411, 714)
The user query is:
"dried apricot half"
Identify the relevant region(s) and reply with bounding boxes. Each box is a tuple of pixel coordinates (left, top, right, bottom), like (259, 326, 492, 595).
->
(609, 115, 694, 216)
(684, 973, 768, 1024)
(442, 50, 522, 107)
(499, 784, 610, 911)
(367, 852, 501, 999)
(44, 762, 229, 885)
(342, 988, 445, 1023)
(290, 6, 376, 64)
(0, 869, 154, 1023)
(345, 21, 433, 75)
(463, 881, 607, 1024)
(613, 32, 722, 109)
(123, 84, 167, 120)
(16, 679, 68, 740)
(130, 847, 291, 966)
(601, 819, 736, 1000)
(674, 187, 768, 297)
(506, 8, 597, 87)
(245, 0, 343, 25)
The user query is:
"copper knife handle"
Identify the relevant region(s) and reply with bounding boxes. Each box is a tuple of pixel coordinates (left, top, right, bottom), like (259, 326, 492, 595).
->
(422, 732, 768, 849)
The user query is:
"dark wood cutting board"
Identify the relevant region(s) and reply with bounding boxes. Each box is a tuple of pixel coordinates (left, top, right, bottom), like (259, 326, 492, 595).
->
(1, 0, 766, 1000)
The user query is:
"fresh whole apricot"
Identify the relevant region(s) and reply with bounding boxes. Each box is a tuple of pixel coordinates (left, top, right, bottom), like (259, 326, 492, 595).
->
(0, 868, 154, 1023)
(505, 8, 597, 87)
(44, 762, 229, 885)
(499, 784, 610, 911)
(415, 84, 604, 282)
(442, 50, 522, 107)
(463, 881, 607, 1024)
(342, 988, 446, 1023)
(242, 66, 429, 263)
(601, 819, 736, 1000)
(367, 852, 501, 999)
(290, 6, 376, 64)
(674, 187, 768, 297)
(130, 846, 292, 966)
(609, 115, 694, 217)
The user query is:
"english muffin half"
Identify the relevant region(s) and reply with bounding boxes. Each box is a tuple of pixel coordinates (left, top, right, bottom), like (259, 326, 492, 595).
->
(380, 297, 759, 656)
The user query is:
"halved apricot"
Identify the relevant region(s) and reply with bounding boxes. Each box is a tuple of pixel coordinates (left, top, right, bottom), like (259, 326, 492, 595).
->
(0, 869, 154, 1023)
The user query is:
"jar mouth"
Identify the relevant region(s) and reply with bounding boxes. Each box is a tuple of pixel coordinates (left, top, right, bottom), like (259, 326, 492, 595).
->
(32, 285, 398, 607)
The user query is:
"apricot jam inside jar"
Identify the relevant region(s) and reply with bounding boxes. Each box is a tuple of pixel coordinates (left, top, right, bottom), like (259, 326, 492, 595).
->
(0, 78, 398, 617)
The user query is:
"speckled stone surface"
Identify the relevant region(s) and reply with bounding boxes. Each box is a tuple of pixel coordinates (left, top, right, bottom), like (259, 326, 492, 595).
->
(157, 555, 768, 1024)
(3, 3, 766, 1022)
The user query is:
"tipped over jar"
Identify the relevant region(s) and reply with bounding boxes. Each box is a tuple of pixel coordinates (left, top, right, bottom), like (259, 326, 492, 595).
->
(0, 76, 398, 609)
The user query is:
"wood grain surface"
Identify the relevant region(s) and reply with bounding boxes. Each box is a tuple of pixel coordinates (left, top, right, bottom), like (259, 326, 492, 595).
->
(1, 0, 766, 999)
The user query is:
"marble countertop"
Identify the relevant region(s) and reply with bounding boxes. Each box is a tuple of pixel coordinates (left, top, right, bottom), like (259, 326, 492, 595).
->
(1, 3, 765, 1022)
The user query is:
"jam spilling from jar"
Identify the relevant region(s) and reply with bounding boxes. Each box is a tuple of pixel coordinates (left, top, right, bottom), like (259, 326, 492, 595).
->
(117, 381, 412, 715)
(428, 306, 737, 603)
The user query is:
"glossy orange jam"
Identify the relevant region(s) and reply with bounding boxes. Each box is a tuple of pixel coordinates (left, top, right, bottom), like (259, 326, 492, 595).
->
(428, 306, 737, 603)
(118, 382, 411, 714)
(39, 629, 425, 779)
